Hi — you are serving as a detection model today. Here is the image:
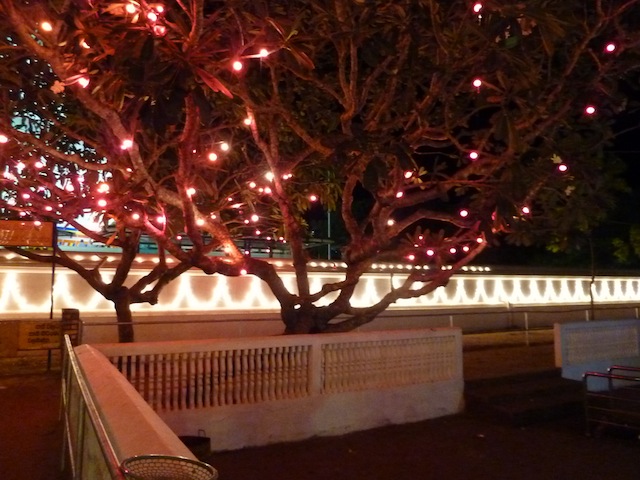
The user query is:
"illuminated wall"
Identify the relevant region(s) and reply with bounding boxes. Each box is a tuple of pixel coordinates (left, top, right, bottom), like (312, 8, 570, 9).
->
(1, 251, 640, 319)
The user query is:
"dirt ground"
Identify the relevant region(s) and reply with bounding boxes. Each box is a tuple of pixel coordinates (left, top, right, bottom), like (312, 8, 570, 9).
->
(1, 329, 639, 480)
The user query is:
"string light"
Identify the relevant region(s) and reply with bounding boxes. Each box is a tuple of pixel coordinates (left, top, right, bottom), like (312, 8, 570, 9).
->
(77, 77, 90, 88)
(309, 194, 318, 202)
(472, 78, 482, 89)
(208, 152, 218, 161)
(605, 43, 616, 53)
(97, 199, 107, 207)
(473, 3, 483, 13)
(0, 134, 8, 143)
(459, 209, 469, 217)
(120, 139, 133, 150)
(232, 60, 243, 71)
(186, 187, 196, 197)
(395, 191, 404, 198)
(521, 206, 531, 215)
(558, 164, 568, 172)
(469, 151, 479, 161)
(220, 142, 230, 151)
(40, 21, 53, 32)
(584, 105, 596, 115)
(125, 3, 138, 14)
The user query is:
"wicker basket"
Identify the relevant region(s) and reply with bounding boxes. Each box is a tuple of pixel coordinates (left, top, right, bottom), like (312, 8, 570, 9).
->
(120, 455, 218, 480)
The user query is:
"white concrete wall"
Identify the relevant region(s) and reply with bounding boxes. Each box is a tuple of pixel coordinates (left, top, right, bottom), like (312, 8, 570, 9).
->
(554, 319, 640, 381)
(93, 328, 464, 451)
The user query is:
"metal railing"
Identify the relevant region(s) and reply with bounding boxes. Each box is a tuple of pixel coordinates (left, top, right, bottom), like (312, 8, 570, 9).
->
(61, 335, 125, 479)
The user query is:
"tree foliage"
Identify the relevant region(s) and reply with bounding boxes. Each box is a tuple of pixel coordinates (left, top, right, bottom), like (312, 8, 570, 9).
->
(1, 0, 639, 335)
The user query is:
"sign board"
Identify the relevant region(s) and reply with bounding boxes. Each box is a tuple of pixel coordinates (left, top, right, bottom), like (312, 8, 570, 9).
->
(0, 220, 54, 247)
(18, 321, 61, 350)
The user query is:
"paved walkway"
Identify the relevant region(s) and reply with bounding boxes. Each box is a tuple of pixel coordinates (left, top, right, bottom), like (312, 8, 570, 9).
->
(1, 329, 639, 480)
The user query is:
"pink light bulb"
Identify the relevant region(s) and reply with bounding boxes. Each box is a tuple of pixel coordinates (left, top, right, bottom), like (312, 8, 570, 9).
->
(459, 209, 469, 217)
(558, 164, 568, 172)
(0, 134, 8, 143)
(521, 206, 531, 215)
(469, 151, 479, 161)
(426, 249, 435, 256)
(449, 247, 457, 254)
(473, 3, 483, 13)
(472, 78, 482, 88)
(605, 43, 616, 53)
(584, 105, 596, 115)
(232, 60, 243, 71)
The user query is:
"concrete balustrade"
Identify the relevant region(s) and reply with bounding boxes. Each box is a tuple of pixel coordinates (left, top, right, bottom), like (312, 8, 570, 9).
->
(93, 328, 463, 450)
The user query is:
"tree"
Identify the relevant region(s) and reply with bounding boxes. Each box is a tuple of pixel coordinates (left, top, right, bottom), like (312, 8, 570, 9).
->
(1, 0, 639, 335)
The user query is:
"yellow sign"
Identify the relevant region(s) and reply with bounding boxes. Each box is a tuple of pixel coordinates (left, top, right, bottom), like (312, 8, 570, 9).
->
(18, 321, 61, 350)
(0, 220, 54, 247)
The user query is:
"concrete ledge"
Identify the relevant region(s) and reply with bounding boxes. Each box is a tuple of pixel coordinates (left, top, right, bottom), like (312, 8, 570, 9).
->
(75, 345, 195, 461)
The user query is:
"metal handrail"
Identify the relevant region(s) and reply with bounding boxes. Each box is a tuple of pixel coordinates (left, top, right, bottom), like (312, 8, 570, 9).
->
(62, 335, 125, 479)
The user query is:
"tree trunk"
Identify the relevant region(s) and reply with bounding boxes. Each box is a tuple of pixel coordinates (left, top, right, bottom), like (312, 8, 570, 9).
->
(113, 289, 135, 343)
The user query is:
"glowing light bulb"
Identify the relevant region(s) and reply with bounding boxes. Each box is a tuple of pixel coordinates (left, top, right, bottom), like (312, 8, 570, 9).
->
(208, 152, 218, 161)
(605, 43, 616, 53)
(240, 269, 248, 275)
(186, 187, 196, 197)
(521, 206, 531, 215)
(472, 78, 482, 88)
(125, 3, 137, 14)
(407, 254, 416, 261)
(22, 193, 30, 199)
(584, 105, 596, 115)
(243, 117, 253, 126)
(309, 194, 318, 202)
(477, 237, 484, 244)
(404, 171, 413, 179)
(153, 24, 167, 36)
(463, 245, 470, 252)
(473, 3, 483, 13)
(558, 164, 568, 172)
(80, 39, 90, 49)
(396, 191, 404, 198)
(0, 134, 8, 143)
(97, 199, 107, 207)
(121, 139, 133, 150)
(40, 21, 53, 32)
(131, 213, 140, 220)
(249, 181, 257, 188)
(220, 142, 230, 151)
(449, 247, 457, 254)
(156, 215, 166, 224)
(34, 221, 42, 226)
(264, 186, 272, 194)
(459, 209, 469, 218)
(232, 60, 243, 71)
(196, 218, 205, 226)
(426, 249, 435, 256)
(147, 11, 158, 22)
(78, 77, 90, 88)
(469, 151, 479, 160)
(251, 214, 259, 222)
(97, 183, 109, 193)
(258, 48, 269, 58)
(387, 219, 395, 226)
(265, 172, 275, 181)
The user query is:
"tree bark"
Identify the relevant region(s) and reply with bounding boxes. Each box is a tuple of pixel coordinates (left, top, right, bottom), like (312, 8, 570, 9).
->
(112, 289, 135, 343)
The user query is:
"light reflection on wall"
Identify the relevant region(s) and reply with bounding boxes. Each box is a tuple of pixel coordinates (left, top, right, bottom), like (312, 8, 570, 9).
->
(1, 253, 640, 318)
